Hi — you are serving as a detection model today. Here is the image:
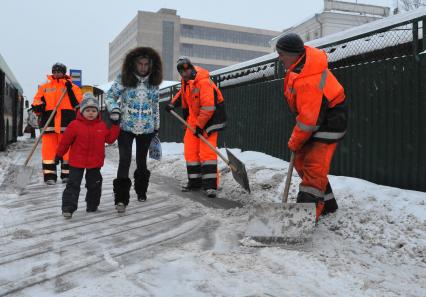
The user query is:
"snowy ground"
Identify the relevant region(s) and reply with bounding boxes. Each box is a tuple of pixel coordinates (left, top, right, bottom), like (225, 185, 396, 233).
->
(0, 137, 425, 297)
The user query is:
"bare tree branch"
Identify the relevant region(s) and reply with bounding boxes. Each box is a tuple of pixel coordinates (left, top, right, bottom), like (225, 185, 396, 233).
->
(399, 0, 426, 11)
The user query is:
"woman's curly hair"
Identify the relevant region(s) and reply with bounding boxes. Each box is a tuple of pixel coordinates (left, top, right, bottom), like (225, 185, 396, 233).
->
(121, 47, 163, 87)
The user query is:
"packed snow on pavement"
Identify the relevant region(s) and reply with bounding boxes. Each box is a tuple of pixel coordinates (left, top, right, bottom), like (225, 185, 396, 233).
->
(0, 139, 425, 297)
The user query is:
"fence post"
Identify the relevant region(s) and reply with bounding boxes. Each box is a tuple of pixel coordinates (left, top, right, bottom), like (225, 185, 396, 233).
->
(274, 60, 279, 79)
(413, 20, 419, 56)
(170, 86, 174, 101)
(423, 17, 426, 53)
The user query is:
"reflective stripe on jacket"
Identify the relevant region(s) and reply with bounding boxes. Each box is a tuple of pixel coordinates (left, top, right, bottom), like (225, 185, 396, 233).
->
(172, 66, 226, 134)
(284, 45, 347, 150)
(32, 75, 82, 133)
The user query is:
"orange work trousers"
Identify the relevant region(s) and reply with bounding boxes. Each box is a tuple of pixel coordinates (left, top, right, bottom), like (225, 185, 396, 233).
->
(294, 142, 337, 199)
(41, 133, 70, 182)
(184, 128, 219, 190)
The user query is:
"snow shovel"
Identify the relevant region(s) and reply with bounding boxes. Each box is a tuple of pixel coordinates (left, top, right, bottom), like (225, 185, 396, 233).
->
(244, 152, 316, 244)
(169, 110, 250, 193)
(14, 88, 68, 192)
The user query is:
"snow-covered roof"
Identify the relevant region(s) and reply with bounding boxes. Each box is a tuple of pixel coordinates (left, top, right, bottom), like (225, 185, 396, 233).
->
(308, 7, 426, 48)
(159, 7, 426, 90)
(279, 1, 390, 37)
(212, 7, 426, 77)
(274, 7, 426, 48)
(210, 53, 277, 76)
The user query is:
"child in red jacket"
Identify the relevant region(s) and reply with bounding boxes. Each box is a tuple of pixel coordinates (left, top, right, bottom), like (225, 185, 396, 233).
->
(56, 93, 120, 219)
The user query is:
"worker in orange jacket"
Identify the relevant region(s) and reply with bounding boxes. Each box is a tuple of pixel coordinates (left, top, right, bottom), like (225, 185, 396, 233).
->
(165, 57, 226, 198)
(32, 63, 82, 185)
(276, 33, 348, 220)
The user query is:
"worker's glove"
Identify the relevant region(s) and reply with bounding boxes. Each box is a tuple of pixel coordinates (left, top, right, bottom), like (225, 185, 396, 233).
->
(54, 155, 62, 165)
(110, 109, 121, 125)
(194, 126, 203, 138)
(182, 108, 189, 121)
(31, 103, 45, 113)
(165, 104, 175, 113)
(65, 80, 73, 90)
(288, 138, 302, 152)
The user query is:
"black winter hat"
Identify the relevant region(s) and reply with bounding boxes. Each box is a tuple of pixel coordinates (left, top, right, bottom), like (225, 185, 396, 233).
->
(176, 56, 194, 72)
(276, 33, 305, 54)
(52, 62, 67, 74)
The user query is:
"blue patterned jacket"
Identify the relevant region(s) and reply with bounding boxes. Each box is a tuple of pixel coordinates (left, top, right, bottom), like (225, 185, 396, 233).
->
(105, 74, 160, 135)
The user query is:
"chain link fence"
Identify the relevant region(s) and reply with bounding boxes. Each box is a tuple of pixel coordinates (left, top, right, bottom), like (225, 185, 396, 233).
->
(160, 12, 426, 96)
(213, 58, 280, 88)
(322, 22, 416, 68)
(158, 11, 426, 191)
(206, 14, 424, 88)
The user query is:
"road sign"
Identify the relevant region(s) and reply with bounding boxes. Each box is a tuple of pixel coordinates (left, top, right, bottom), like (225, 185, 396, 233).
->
(69, 69, 82, 87)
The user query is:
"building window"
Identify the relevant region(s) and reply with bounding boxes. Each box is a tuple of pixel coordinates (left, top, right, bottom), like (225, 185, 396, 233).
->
(182, 24, 194, 30)
(163, 21, 175, 80)
(180, 43, 266, 62)
(180, 25, 272, 47)
(305, 33, 310, 41)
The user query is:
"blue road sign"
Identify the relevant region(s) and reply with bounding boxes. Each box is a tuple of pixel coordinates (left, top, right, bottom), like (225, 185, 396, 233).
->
(69, 69, 82, 87)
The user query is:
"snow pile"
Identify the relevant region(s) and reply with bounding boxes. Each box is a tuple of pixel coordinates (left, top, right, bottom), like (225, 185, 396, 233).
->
(147, 142, 426, 294)
(0, 140, 424, 296)
(149, 143, 302, 207)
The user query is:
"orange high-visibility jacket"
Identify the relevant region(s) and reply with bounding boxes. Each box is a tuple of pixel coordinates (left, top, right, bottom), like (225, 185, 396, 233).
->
(32, 75, 82, 133)
(284, 46, 347, 151)
(172, 66, 225, 134)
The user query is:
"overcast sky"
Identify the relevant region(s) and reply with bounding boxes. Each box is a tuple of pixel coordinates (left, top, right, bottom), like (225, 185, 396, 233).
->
(0, 0, 392, 100)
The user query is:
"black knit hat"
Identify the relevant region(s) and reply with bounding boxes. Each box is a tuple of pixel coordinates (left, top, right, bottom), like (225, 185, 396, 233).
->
(276, 33, 305, 54)
(52, 62, 67, 74)
(176, 56, 194, 72)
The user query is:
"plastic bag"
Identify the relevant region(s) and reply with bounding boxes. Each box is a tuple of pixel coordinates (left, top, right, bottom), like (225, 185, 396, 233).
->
(149, 135, 162, 161)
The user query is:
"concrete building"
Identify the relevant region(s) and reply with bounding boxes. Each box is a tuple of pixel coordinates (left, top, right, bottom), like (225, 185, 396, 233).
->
(271, 0, 390, 46)
(109, 8, 280, 81)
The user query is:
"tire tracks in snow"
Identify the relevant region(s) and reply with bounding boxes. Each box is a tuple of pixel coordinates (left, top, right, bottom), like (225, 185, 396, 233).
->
(0, 216, 208, 297)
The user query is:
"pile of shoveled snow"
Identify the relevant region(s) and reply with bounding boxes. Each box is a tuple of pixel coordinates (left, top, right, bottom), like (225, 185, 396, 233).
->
(1, 140, 423, 296)
(145, 142, 425, 294)
(148, 143, 297, 206)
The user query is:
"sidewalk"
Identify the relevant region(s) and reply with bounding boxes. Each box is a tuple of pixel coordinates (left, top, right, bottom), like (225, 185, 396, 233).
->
(0, 139, 424, 297)
(0, 141, 241, 296)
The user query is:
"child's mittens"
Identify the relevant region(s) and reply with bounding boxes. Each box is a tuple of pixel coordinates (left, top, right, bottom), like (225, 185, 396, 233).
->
(110, 109, 121, 125)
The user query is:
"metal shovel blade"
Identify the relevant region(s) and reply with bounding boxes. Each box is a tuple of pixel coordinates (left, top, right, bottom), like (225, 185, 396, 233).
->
(226, 148, 251, 193)
(245, 202, 316, 244)
(14, 165, 35, 192)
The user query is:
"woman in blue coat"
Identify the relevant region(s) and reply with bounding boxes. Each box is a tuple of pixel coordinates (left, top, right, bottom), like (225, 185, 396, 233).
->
(105, 47, 163, 213)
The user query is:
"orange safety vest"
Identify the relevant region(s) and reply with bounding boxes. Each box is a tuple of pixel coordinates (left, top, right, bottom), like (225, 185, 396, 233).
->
(32, 75, 82, 133)
(284, 45, 347, 151)
(172, 66, 226, 135)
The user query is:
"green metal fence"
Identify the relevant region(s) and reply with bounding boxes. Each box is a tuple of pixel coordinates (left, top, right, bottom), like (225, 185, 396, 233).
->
(159, 12, 426, 192)
(331, 54, 426, 191)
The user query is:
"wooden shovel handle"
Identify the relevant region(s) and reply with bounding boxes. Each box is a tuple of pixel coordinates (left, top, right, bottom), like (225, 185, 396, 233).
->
(169, 110, 230, 166)
(282, 152, 295, 203)
(23, 88, 68, 166)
